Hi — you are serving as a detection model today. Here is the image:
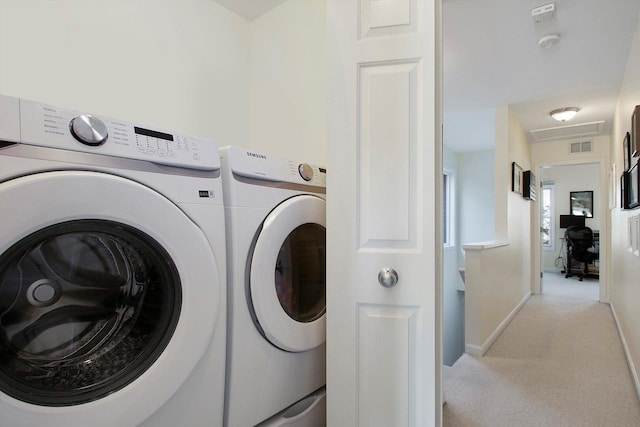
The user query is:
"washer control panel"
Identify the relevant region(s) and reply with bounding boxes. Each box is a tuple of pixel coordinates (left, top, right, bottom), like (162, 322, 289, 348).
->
(223, 146, 326, 188)
(0, 95, 219, 170)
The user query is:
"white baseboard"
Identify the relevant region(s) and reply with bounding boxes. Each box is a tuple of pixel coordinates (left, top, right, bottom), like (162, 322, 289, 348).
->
(610, 302, 640, 401)
(464, 343, 482, 357)
(465, 292, 531, 357)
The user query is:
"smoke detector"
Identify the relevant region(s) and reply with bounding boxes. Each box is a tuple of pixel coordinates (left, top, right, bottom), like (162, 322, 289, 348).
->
(532, 3, 556, 24)
(539, 33, 560, 48)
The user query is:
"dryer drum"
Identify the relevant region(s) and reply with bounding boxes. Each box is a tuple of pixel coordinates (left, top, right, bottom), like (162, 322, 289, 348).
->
(0, 220, 181, 406)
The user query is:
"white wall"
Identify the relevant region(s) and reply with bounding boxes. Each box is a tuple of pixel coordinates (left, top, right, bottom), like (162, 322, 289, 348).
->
(463, 106, 532, 354)
(443, 146, 495, 365)
(541, 163, 601, 272)
(249, 0, 327, 165)
(457, 149, 495, 246)
(497, 105, 532, 296)
(0, 0, 327, 163)
(0, 0, 250, 147)
(610, 9, 640, 396)
(443, 147, 464, 366)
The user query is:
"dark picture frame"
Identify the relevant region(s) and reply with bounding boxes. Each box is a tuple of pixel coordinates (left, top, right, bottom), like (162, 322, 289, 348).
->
(629, 161, 640, 209)
(570, 190, 594, 218)
(624, 132, 632, 171)
(512, 162, 523, 194)
(523, 170, 536, 201)
(632, 105, 640, 158)
(622, 173, 628, 209)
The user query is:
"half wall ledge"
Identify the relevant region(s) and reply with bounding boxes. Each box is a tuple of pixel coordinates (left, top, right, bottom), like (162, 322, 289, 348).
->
(461, 241, 510, 251)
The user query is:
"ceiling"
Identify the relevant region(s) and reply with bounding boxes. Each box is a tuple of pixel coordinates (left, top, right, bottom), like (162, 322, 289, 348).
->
(215, 0, 640, 152)
(444, 0, 640, 152)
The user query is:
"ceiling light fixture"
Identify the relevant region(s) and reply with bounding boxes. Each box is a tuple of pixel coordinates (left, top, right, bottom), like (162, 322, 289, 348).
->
(538, 33, 560, 48)
(550, 107, 580, 122)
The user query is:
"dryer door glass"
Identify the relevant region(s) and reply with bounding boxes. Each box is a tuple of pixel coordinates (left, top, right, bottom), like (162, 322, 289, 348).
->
(0, 220, 181, 406)
(275, 223, 326, 323)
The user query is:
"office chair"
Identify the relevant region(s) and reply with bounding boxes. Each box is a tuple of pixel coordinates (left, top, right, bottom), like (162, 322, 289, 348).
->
(564, 225, 598, 281)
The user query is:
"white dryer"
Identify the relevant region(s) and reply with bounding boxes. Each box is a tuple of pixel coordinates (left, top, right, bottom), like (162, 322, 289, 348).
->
(221, 146, 327, 427)
(0, 95, 227, 427)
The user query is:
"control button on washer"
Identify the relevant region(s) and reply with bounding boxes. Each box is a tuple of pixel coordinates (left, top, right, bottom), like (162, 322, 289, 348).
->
(69, 114, 108, 146)
(298, 163, 313, 181)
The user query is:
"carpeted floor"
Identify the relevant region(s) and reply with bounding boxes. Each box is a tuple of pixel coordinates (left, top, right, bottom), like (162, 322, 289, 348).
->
(443, 273, 640, 426)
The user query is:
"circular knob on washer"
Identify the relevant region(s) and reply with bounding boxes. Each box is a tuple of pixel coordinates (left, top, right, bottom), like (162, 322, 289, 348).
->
(298, 163, 313, 181)
(69, 114, 108, 146)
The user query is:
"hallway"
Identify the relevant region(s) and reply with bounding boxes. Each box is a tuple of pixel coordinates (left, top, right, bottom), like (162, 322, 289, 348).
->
(443, 273, 640, 426)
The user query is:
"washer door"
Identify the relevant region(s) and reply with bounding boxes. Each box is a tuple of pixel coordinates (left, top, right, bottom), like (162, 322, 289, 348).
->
(0, 171, 220, 425)
(250, 195, 326, 352)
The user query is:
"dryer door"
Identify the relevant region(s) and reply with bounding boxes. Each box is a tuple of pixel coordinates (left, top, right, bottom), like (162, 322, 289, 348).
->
(250, 195, 326, 352)
(0, 171, 221, 426)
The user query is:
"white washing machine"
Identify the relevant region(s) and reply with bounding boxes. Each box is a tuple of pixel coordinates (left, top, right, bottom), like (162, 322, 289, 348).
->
(220, 146, 327, 427)
(0, 95, 227, 427)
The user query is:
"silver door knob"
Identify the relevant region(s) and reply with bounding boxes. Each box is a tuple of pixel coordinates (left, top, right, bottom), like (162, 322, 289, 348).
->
(378, 267, 399, 288)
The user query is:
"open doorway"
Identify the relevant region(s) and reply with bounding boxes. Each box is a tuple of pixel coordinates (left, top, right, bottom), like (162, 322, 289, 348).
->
(539, 162, 601, 301)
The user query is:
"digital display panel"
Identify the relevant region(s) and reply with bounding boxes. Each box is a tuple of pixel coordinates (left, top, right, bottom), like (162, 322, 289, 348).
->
(134, 126, 174, 141)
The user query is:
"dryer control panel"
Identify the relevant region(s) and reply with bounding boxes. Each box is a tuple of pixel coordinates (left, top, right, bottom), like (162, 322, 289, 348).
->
(0, 95, 219, 171)
(223, 146, 326, 188)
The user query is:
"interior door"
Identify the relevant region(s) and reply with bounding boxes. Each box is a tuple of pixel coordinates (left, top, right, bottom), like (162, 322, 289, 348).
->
(327, 0, 443, 425)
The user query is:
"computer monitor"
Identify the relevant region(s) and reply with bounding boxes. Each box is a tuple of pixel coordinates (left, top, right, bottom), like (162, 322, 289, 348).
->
(559, 214, 586, 229)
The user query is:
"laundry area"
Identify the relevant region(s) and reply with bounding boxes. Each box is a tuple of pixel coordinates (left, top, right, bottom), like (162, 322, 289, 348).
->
(0, 1, 327, 426)
(4, 0, 640, 426)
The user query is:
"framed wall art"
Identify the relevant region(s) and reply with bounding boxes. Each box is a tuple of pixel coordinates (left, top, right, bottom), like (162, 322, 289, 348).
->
(522, 170, 535, 200)
(622, 173, 628, 209)
(628, 161, 640, 209)
(512, 162, 523, 194)
(624, 132, 632, 171)
(632, 105, 640, 158)
(570, 190, 594, 217)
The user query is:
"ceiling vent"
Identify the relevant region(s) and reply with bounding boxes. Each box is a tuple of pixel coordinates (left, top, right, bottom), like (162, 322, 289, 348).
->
(570, 141, 592, 154)
(530, 121, 605, 142)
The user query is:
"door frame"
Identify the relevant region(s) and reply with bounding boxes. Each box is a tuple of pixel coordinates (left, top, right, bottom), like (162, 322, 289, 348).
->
(533, 159, 608, 302)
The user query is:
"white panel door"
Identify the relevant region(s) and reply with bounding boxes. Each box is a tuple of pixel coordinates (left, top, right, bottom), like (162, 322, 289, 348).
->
(327, 0, 443, 425)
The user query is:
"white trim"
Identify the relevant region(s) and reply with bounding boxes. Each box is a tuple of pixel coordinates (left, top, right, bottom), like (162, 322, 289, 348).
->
(465, 292, 531, 356)
(443, 165, 456, 248)
(610, 302, 640, 401)
(533, 158, 608, 305)
(462, 240, 509, 251)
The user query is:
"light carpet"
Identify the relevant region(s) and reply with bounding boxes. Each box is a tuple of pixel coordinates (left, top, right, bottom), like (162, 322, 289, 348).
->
(443, 273, 640, 426)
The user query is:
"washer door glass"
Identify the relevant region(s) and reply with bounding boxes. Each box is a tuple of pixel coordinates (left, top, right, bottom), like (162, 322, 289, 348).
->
(250, 195, 326, 352)
(0, 220, 181, 406)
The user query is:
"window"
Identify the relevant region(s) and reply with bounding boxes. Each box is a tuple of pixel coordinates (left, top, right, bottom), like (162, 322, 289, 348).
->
(443, 167, 455, 247)
(542, 183, 555, 251)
